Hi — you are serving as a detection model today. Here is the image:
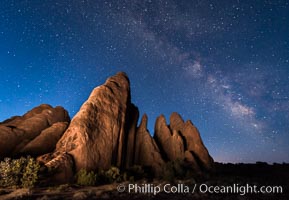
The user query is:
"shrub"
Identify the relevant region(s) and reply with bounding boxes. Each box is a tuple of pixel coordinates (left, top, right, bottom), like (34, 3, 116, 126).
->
(162, 159, 187, 182)
(0, 156, 40, 188)
(0, 157, 18, 187)
(21, 157, 40, 188)
(103, 166, 121, 182)
(75, 169, 97, 186)
(97, 166, 121, 184)
(75, 166, 140, 186)
(125, 165, 148, 181)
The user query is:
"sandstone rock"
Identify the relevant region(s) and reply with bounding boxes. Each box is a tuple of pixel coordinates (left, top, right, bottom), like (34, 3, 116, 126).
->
(169, 112, 185, 132)
(0, 126, 20, 157)
(171, 129, 185, 160)
(134, 114, 165, 176)
(184, 150, 201, 172)
(154, 115, 172, 160)
(37, 72, 213, 182)
(155, 113, 214, 172)
(169, 112, 214, 171)
(154, 115, 184, 161)
(38, 152, 74, 184)
(46, 72, 132, 173)
(19, 122, 69, 156)
(181, 120, 214, 171)
(0, 104, 70, 159)
(1, 72, 214, 184)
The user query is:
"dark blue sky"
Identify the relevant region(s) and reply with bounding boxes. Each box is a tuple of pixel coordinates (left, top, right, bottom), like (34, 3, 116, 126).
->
(1, 0, 288, 163)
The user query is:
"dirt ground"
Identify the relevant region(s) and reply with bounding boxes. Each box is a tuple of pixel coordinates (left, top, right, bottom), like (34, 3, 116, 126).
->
(1, 163, 288, 200)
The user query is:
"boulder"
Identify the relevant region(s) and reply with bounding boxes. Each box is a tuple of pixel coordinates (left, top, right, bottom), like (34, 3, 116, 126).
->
(38, 152, 74, 184)
(0, 104, 70, 159)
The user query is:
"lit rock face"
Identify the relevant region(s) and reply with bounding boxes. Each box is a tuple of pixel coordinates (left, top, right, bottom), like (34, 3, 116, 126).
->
(155, 112, 214, 172)
(51, 72, 132, 172)
(20, 122, 69, 156)
(154, 115, 185, 161)
(0, 104, 70, 159)
(134, 114, 165, 176)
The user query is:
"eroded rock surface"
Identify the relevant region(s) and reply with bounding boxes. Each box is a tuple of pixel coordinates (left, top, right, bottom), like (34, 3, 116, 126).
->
(170, 112, 214, 171)
(20, 122, 69, 156)
(134, 115, 165, 176)
(0, 104, 70, 159)
(154, 115, 185, 161)
(54, 72, 131, 172)
(154, 112, 214, 173)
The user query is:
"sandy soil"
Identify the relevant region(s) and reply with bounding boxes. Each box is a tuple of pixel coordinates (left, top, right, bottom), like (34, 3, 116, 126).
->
(1, 163, 288, 200)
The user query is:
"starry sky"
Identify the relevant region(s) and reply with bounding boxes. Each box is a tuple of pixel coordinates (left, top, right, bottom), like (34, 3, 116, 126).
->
(0, 0, 288, 163)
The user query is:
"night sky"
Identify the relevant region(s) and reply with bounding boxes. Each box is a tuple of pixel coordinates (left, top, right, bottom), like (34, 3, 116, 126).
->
(1, 0, 288, 163)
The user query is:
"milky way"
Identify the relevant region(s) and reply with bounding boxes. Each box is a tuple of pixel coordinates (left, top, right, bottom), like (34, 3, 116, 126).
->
(0, 0, 288, 163)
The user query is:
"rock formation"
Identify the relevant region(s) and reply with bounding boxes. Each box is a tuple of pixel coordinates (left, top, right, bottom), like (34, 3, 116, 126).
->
(134, 114, 165, 176)
(20, 122, 69, 156)
(0, 104, 70, 159)
(43, 72, 132, 173)
(0, 72, 214, 183)
(155, 113, 214, 172)
(154, 115, 185, 161)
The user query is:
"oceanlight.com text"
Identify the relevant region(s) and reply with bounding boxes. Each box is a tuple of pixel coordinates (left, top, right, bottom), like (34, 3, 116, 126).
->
(117, 183, 283, 196)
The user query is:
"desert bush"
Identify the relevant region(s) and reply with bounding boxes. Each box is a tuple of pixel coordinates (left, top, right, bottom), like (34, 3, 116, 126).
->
(0, 156, 40, 188)
(75, 169, 97, 186)
(75, 166, 145, 186)
(75, 167, 123, 186)
(97, 166, 122, 184)
(104, 166, 121, 182)
(0, 157, 18, 187)
(162, 159, 187, 182)
(125, 165, 148, 181)
(21, 157, 40, 188)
